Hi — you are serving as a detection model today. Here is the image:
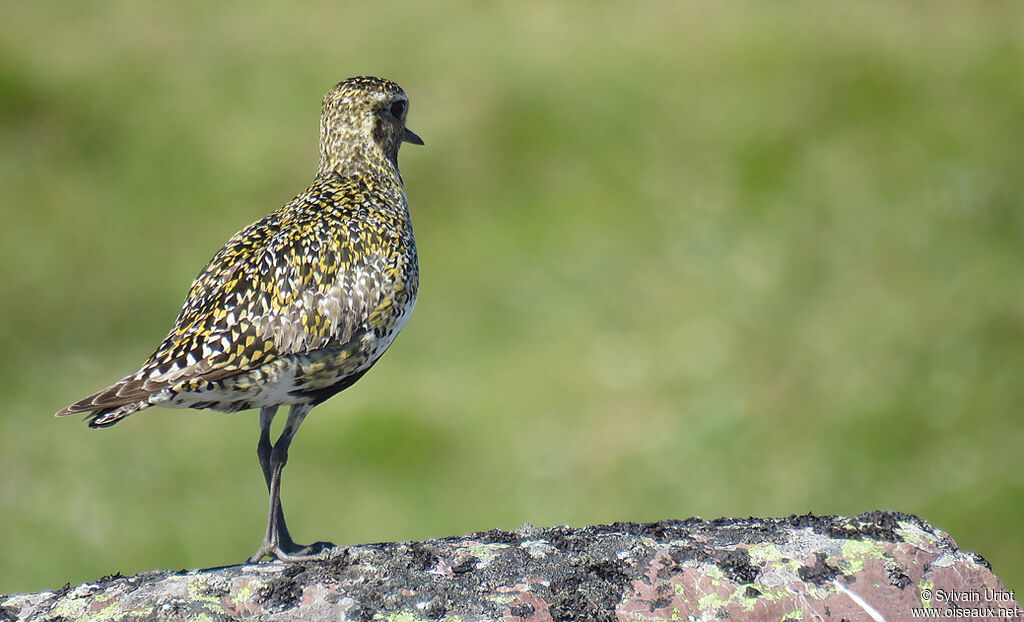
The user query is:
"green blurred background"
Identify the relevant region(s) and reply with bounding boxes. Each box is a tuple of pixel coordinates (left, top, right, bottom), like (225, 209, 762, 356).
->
(1, 0, 1021, 596)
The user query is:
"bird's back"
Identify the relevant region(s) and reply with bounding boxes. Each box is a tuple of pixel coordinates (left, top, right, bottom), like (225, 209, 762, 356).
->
(60, 171, 418, 426)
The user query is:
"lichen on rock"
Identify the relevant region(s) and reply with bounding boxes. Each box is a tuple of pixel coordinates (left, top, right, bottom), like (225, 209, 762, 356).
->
(2, 511, 1018, 621)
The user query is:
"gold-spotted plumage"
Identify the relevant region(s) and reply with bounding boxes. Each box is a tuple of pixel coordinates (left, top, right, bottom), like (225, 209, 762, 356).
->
(57, 76, 423, 562)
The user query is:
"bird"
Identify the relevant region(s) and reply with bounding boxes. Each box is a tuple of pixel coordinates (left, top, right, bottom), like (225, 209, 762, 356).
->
(56, 76, 424, 563)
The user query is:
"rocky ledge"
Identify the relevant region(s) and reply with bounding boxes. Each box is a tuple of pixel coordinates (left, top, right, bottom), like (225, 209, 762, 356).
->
(2, 511, 1019, 621)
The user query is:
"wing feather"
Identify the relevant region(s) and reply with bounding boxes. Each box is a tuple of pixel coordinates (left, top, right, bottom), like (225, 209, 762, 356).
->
(56, 175, 396, 420)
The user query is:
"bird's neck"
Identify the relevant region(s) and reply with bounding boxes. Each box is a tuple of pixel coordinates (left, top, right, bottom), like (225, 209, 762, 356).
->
(317, 126, 402, 185)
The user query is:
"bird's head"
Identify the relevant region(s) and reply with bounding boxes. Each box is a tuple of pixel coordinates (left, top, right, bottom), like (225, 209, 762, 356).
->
(318, 76, 423, 177)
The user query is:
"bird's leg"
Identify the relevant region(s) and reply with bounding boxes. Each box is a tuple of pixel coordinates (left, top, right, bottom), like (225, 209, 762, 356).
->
(256, 406, 277, 486)
(248, 404, 335, 563)
(254, 406, 295, 549)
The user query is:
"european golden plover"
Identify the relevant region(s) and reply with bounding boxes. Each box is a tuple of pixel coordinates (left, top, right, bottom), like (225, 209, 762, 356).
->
(58, 76, 423, 562)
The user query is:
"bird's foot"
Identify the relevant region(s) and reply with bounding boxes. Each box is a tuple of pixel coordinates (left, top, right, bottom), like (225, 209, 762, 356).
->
(247, 540, 337, 564)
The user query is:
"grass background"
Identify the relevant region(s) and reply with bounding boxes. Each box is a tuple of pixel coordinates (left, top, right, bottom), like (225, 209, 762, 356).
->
(1, 0, 1021, 596)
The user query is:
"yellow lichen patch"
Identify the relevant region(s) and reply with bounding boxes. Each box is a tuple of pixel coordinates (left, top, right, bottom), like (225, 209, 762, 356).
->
(838, 539, 889, 574)
(462, 542, 510, 566)
(895, 522, 939, 549)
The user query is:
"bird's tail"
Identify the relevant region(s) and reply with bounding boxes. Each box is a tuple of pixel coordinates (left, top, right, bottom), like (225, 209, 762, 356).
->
(56, 378, 160, 428)
(83, 402, 150, 428)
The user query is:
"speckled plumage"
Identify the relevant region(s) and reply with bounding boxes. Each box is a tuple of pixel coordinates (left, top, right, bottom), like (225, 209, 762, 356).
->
(58, 77, 420, 427)
(57, 76, 423, 562)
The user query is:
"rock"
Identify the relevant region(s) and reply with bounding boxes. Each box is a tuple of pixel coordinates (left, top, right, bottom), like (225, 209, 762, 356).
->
(2, 511, 1019, 621)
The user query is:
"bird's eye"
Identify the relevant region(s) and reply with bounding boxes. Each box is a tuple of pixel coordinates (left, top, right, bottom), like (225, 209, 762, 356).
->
(389, 100, 407, 118)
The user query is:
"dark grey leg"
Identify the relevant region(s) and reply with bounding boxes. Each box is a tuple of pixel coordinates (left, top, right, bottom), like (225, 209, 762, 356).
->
(256, 406, 277, 487)
(254, 406, 295, 550)
(248, 404, 334, 563)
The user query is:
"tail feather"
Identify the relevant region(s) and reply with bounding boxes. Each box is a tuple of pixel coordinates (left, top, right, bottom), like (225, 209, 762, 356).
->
(57, 377, 160, 416)
(57, 377, 164, 427)
(85, 402, 149, 428)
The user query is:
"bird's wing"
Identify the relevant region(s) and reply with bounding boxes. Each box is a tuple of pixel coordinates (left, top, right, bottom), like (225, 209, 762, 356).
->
(56, 209, 284, 416)
(58, 176, 399, 416)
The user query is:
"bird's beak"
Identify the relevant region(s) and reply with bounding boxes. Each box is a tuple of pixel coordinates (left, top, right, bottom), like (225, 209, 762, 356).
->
(403, 127, 425, 146)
